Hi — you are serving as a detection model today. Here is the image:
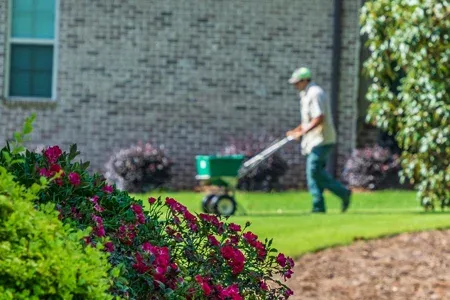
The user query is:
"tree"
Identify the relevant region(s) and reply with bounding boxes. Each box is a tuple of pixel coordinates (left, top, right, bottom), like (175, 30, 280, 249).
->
(360, 0, 450, 209)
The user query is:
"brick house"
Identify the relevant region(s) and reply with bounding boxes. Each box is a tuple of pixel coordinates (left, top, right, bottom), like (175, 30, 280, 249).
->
(0, 0, 373, 190)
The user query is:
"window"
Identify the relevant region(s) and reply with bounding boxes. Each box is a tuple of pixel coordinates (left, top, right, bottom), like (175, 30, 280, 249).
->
(6, 0, 59, 99)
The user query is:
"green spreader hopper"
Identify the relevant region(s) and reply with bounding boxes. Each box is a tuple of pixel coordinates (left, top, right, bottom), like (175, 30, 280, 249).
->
(195, 136, 294, 217)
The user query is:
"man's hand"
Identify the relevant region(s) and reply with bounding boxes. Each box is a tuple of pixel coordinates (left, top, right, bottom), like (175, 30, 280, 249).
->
(286, 129, 303, 140)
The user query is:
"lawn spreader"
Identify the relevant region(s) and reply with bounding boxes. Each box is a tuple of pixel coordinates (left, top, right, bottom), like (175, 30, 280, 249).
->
(195, 136, 294, 216)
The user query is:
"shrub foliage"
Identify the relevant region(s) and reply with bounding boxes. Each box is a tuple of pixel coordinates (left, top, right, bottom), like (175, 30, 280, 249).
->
(0, 166, 113, 299)
(361, 0, 450, 208)
(342, 145, 401, 190)
(104, 142, 172, 193)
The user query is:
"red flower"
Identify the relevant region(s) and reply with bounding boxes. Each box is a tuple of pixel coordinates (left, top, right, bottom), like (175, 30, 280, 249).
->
(228, 223, 241, 232)
(165, 197, 187, 213)
(102, 184, 113, 194)
(83, 236, 93, 246)
(287, 257, 295, 268)
(118, 224, 137, 245)
(243, 231, 258, 243)
(40, 164, 64, 179)
(55, 178, 64, 186)
(221, 245, 245, 275)
(260, 280, 268, 291)
(95, 225, 106, 237)
(137, 214, 146, 224)
(254, 241, 267, 259)
(283, 269, 294, 280)
(148, 197, 157, 204)
(39, 168, 51, 177)
(44, 145, 62, 164)
(220, 284, 242, 300)
(131, 204, 143, 214)
(277, 253, 287, 267)
(142, 242, 155, 254)
(104, 242, 115, 252)
(183, 210, 197, 224)
(284, 288, 294, 298)
(90, 195, 99, 204)
(133, 252, 150, 274)
(131, 204, 146, 224)
(230, 235, 240, 245)
(50, 164, 63, 174)
(92, 215, 103, 226)
(221, 245, 235, 260)
(195, 275, 212, 296)
(68, 172, 81, 186)
(207, 235, 220, 247)
(94, 203, 104, 212)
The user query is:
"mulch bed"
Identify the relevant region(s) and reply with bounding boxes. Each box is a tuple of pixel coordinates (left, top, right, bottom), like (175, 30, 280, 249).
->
(287, 230, 450, 300)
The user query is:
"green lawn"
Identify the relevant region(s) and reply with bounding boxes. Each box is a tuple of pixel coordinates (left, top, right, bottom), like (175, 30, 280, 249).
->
(134, 190, 450, 258)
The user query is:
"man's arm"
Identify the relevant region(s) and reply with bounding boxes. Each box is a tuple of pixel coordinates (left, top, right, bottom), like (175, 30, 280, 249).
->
(286, 115, 324, 140)
(302, 114, 324, 134)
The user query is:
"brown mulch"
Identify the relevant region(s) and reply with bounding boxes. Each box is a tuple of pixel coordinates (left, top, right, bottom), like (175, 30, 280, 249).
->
(287, 230, 450, 300)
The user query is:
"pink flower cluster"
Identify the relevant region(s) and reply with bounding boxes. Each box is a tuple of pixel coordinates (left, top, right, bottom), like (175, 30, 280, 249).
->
(44, 145, 62, 164)
(199, 213, 225, 234)
(243, 231, 267, 259)
(92, 215, 106, 237)
(166, 198, 199, 232)
(39, 146, 81, 187)
(133, 242, 179, 289)
(277, 253, 295, 280)
(117, 223, 137, 245)
(89, 195, 104, 212)
(131, 204, 146, 224)
(221, 245, 246, 275)
(194, 276, 243, 300)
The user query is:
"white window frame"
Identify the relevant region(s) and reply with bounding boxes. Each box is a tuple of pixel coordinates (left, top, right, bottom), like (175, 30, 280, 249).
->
(4, 0, 59, 101)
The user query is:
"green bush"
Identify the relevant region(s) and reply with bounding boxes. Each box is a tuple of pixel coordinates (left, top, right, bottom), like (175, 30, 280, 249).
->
(0, 166, 113, 299)
(361, 0, 450, 209)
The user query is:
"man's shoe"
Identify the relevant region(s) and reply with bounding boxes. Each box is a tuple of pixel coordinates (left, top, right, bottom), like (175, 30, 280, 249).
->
(311, 209, 326, 214)
(342, 190, 352, 213)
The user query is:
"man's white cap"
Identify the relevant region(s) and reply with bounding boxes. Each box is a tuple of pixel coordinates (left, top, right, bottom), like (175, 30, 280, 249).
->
(288, 67, 312, 84)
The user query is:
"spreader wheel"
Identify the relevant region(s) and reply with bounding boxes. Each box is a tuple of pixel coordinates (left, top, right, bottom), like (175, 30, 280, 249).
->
(211, 194, 237, 216)
(201, 194, 216, 213)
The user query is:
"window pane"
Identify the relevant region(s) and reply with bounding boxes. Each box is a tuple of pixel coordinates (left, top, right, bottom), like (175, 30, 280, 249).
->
(33, 72, 53, 97)
(12, 0, 55, 39)
(9, 44, 53, 98)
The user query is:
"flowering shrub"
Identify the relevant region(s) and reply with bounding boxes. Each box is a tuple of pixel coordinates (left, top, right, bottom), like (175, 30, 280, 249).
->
(154, 198, 295, 299)
(221, 135, 289, 192)
(104, 142, 172, 193)
(0, 115, 294, 299)
(0, 166, 113, 299)
(341, 145, 401, 190)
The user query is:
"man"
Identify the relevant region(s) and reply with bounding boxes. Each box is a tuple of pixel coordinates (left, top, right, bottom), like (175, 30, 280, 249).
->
(286, 67, 351, 213)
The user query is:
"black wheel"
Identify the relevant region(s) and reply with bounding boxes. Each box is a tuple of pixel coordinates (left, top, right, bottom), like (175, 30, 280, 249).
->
(201, 194, 216, 213)
(211, 194, 237, 216)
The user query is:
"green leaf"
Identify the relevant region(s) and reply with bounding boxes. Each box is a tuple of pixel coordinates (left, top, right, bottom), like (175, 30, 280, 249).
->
(2, 151, 11, 164)
(68, 144, 80, 161)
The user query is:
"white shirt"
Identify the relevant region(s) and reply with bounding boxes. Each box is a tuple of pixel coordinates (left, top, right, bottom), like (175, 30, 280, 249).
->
(300, 82, 337, 154)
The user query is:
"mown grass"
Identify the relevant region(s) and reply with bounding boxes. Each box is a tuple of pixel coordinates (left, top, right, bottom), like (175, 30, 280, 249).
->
(134, 190, 450, 258)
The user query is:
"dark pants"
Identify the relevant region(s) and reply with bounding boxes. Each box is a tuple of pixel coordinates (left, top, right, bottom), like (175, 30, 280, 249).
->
(306, 144, 350, 212)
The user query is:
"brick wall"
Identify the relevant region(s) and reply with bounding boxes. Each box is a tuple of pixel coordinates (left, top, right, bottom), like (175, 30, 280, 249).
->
(0, 0, 361, 190)
(0, 0, 5, 98)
